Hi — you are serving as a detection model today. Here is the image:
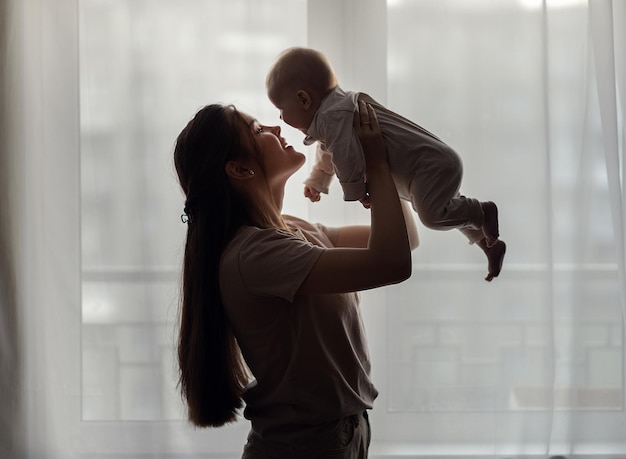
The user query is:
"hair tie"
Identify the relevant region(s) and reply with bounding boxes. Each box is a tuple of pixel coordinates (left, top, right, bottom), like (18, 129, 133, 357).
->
(181, 213, 191, 224)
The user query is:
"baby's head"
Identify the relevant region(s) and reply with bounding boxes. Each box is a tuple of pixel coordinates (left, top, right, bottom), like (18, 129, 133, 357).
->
(266, 47, 338, 134)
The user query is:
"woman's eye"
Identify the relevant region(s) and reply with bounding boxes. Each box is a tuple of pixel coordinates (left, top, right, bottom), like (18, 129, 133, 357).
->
(256, 127, 264, 134)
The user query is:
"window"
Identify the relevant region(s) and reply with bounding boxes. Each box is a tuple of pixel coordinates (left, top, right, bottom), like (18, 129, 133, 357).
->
(76, 0, 625, 456)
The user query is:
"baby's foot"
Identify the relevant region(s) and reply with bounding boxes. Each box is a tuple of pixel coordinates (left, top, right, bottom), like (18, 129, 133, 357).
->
(477, 238, 506, 282)
(481, 201, 500, 248)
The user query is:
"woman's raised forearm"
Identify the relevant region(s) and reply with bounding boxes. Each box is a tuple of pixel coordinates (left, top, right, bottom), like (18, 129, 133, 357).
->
(357, 101, 412, 280)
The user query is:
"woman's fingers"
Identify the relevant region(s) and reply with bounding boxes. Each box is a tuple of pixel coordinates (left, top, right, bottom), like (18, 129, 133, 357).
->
(360, 100, 370, 126)
(354, 99, 367, 129)
(355, 101, 388, 173)
(366, 102, 379, 130)
(354, 100, 378, 133)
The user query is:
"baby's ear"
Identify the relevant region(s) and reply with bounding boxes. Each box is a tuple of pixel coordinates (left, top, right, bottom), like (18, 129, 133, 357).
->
(296, 90, 313, 110)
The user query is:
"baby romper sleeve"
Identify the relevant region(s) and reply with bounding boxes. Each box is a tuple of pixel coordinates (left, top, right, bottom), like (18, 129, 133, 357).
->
(303, 143, 335, 194)
(320, 110, 367, 201)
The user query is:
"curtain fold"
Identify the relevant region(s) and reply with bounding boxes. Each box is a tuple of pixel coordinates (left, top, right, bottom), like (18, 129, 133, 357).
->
(1, 0, 25, 457)
(589, 10, 626, 446)
(590, 0, 625, 308)
(1, 0, 82, 458)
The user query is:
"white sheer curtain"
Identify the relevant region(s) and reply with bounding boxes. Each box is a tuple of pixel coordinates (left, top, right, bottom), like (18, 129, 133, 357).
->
(1, 0, 624, 458)
(591, 0, 626, 307)
(1, 1, 81, 458)
(370, 1, 625, 456)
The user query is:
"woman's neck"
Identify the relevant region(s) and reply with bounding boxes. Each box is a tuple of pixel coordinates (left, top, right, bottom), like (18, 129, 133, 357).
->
(249, 189, 288, 230)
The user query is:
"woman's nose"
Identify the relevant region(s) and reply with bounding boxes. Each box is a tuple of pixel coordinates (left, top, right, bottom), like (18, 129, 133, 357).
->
(270, 125, 281, 136)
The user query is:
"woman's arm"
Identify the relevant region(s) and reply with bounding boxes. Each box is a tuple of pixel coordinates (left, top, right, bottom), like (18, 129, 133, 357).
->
(298, 101, 412, 295)
(333, 200, 419, 250)
(401, 200, 420, 250)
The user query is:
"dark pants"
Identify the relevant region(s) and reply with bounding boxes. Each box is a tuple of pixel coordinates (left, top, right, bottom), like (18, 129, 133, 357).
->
(242, 411, 371, 459)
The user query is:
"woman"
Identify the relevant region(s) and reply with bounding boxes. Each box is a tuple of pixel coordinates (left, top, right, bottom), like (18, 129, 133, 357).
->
(173, 100, 418, 458)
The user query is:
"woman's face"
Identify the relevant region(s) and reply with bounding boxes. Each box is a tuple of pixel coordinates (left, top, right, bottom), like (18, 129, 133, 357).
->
(238, 111, 306, 184)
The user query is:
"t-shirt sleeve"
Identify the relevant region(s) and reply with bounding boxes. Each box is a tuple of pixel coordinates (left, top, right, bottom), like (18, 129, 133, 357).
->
(283, 215, 340, 248)
(237, 228, 324, 302)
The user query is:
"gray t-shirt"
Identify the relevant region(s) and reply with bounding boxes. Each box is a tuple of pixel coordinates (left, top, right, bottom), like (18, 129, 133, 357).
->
(219, 215, 377, 443)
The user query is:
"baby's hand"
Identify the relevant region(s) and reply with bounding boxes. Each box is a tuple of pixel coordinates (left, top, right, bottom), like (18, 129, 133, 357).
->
(304, 185, 321, 202)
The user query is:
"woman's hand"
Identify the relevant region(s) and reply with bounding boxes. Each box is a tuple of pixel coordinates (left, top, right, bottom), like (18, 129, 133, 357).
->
(353, 100, 385, 209)
(297, 99, 412, 295)
(353, 100, 389, 176)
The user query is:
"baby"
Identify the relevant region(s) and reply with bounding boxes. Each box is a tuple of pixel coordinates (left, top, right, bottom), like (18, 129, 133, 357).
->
(266, 47, 506, 281)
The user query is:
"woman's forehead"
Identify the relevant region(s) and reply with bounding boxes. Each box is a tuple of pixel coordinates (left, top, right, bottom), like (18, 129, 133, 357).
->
(238, 111, 256, 125)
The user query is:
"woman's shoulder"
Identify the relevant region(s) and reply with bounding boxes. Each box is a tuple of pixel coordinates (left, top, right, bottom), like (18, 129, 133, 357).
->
(283, 215, 324, 235)
(224, 217, 335, 253)
(225, 221, 313, 254)
(283, 215, 338, 247)
(227, 224, 293, 249)
(283, 214, 311, 229)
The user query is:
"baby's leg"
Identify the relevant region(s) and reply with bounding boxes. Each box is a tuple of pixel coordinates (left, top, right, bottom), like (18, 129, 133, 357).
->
(477, 238, 506, 282)
(481, 201, 500, 248)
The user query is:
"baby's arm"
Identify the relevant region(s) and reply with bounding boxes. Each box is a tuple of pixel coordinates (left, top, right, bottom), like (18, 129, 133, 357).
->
(305, 104, 369, 203)
(322, 112, 367, 202)
(303, 143, 335, 202)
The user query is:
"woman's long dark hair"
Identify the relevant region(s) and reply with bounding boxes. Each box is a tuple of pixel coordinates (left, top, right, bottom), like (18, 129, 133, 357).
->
(173, 104, 253, 427)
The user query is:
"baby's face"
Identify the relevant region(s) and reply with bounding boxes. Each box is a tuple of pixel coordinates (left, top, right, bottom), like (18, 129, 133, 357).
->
(268, 86, 314, 135)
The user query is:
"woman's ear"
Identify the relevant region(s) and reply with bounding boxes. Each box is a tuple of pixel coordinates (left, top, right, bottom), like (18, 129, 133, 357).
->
(296, 90, 313, 110)
(225, 161, 256, 180)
